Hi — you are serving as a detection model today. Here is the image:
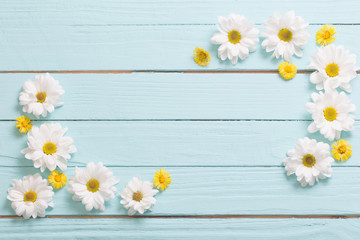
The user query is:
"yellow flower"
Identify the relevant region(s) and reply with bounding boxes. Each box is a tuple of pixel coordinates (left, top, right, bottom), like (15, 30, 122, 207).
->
(15, 115, 32, 133)
(193, 47, 211, 67)
(316, 25, 336, 46)
(332, 140, 352, 162)
(48, 170, 67, 189)
(278, 62, 297, 80)
(153, 168, 171, 191)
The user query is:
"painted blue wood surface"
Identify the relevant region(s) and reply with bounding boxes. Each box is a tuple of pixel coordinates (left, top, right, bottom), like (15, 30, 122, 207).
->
(1, 0, 360, 238)
(0, 121, 359, 167)
(0, 25, 358, 70)
(1, 167, 360, 216)
(0, 0, 359, 70)
(1, 0, 359, 25)
(0, 73, 358, 120)
(1, 218, 360, 239)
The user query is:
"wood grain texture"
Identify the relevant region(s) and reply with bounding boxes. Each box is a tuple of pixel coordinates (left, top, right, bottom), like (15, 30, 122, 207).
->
(1, 0, 359, 25)
(1, 73, 358, 120)
(1, 167, 360, 216)
(0, 121, 358, 167)
(1, 1, 360, 236)
(0, 24, 358, 71)
(1, 218, 360, 239)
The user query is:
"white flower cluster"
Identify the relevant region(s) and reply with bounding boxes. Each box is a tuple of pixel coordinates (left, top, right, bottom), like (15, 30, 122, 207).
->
(211, 11, 309, 64)
(284, 26, 358, 187)
(9, 74, 162, 218)
(9, 74, 161, 218)
(18, 74, 77, 172)
(306, 45, 357, 141)
(210, 12, 356, 187)
(8, 74, 78, 218)
(67, 163, 158, 215)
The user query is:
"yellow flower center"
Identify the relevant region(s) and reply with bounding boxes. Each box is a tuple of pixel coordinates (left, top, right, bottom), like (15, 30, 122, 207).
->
(284, 65, 293, 73)
(325, 63, 339, 77)
(23, 191, 37, 202)
(323, 31, 331, 39)
(228, 30, 241, 44)
(36, 92, 47, 103)
(198, 51, 207, 60)
(323, 107, 337, 121)
(302, 154, 316, 168)
(338, 145, 347, 154)
(278, 28, 292, 42)
(159, 175, 166, 183)
(86, 179, 100, 192)
(54, 175, 62, 182)
(43, 142, 57, 155)
(132, 191, 143, 202)
(22, 121, 29, 127)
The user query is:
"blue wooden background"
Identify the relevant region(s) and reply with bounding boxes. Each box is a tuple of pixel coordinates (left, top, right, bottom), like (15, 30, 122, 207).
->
(1, 0, 360, 239)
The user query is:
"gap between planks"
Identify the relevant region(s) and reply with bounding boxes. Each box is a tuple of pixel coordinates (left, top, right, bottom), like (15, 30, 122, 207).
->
(1, 119, 360, 122)
(0, 165, 357, 168)
(0, 119, 314, 122)
(1, 215, 360, 219)
(0, 70, 312, 74)
(70, 23, 360, 26)
(1, 70, 359, 74)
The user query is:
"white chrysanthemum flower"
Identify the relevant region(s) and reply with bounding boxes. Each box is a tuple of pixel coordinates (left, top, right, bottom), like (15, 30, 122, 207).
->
(21, 123, 76, 172)
(68, 162, 119, 211)
(7, 173, 54, 219)
(261, 11, 309, 61)
(308, 45, 358, 92)
(306, 90, 356, 141)
(284, 137, 333, 187)
(210, 14, 259, 64)
(120, 176, 158, 215)
(19, 73, 64, 118)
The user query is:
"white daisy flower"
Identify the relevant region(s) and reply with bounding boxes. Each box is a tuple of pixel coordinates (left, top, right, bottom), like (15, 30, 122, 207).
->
(210, 14, 259, 64)
(261, 11, 310, 61)
(21, 123, 76, 172)
(68, 162, 119, 211)
(7, 173, 54, 219)
(306, 90, 356, 141)
(120, 176, 158, 215)
(308, 45, 358, 92)
(284, 137, 333, 187)
(19, 73, 64, 118)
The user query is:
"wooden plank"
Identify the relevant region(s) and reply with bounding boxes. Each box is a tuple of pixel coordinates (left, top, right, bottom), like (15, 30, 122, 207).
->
(0, 25, 358, 70)
(1, 218, 360, 239)
(1, 167, 360, 216)
(1, 0, 359, 25)
(1, 73, 359, 120)
(1, 121, 359, 167)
